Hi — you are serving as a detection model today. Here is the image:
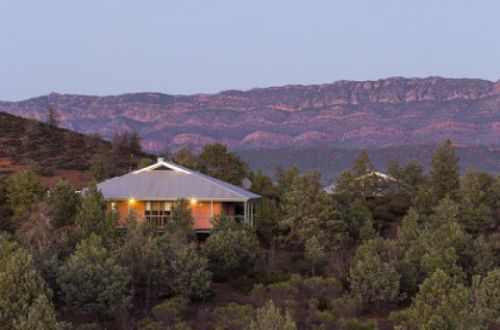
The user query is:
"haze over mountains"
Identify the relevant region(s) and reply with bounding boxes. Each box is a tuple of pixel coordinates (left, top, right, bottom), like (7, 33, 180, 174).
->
(1, 76, 499, 180)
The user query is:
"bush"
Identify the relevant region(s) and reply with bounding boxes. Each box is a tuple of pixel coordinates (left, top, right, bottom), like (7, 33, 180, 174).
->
(57, 234, 131, 317)
(348, 251, 400, 309)
(212, 302, 254, 330)
(249, 300, 297, 330)
(203, 220, 261, 278)
(152, 296, 189, 326)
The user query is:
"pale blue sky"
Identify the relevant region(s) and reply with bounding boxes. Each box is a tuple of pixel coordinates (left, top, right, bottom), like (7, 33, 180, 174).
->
(1, 0, 499, 100)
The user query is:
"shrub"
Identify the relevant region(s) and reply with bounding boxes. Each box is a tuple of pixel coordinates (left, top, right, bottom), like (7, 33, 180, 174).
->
(57, 234, 131, 317)
(212, 302, 254, 330)
(249, 300, 297, 330)
(203, 220, 261, 278)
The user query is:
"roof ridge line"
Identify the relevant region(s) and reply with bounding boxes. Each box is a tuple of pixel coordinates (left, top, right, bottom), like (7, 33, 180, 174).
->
(186, 169, 252, 199)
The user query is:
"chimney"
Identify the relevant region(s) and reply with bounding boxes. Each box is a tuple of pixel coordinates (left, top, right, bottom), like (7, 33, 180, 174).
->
(157, 157, 164, 163)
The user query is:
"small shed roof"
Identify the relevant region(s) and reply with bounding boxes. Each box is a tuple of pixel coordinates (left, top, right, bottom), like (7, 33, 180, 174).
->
(95, 160, 261, 202)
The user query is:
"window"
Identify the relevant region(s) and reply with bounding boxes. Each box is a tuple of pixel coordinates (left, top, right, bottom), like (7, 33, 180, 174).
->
(145, 201, 172, 227)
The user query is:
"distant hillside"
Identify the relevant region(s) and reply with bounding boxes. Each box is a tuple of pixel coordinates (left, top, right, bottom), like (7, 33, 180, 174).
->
(238, 144, 500, 183)
(0, 77, 499, 152)
(0, 112, 149, 187)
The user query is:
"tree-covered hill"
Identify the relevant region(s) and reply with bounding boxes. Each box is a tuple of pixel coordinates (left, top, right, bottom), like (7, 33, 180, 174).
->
(0, 111, 151, 187)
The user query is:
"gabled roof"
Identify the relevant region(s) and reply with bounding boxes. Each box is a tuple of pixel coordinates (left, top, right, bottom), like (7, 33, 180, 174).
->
(96, 159, 261, 202)
(355, 171, 397, 181)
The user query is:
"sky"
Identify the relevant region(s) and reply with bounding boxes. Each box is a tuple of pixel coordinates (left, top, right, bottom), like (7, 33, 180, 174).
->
(1, 0, 500, 101)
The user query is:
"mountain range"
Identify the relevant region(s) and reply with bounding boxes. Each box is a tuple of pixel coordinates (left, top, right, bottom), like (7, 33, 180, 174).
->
(1, 76, 499, 153)
(1, 77, 499, 180)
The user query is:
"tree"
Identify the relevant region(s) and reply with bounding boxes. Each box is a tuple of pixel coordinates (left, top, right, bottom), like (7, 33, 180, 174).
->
(475, 269, 500, 324)
(473, 233, 500, 275)
(0, 233, 63, 329)
(198, 143, 248, 185)
(57, 234, 131, 318)
(87, 150, 114, 182)
(429, 140, 460, 200)
(166, 242, 212, 300)
(6, 168, 45, 221)
(387, 158, 402, 182)
(112, 130, 142, 158)
(150, 296, 189, 327)
(280, 171, 335, 245)
(458, 169, 495, 233)
(249, 300, 297, 330)
(46, 105, 59, 127)
(249, 171, 278, 200)
(401, 160, 425, 194)
(335, 201, 373, 244)
(353, 150, 374, 177)
(164, 199, 195, 242)
(119, 223, 169, 307)
(173, 146, 199, 170)
(304, 235, 326, 276)
(213, 303, 255, 330)
(74, 182, 115, 243)
(46, 179, 80, 228)
(335, 170, 361, 200)
(203, 220, 261, 278)
(349, 247, 400, 309)
(13, 295, 66, 330)
(392, 269, 480, 330)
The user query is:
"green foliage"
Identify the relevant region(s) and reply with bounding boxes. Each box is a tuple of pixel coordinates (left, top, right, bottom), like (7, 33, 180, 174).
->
(338, 318, 379, 330)
(204, 220, 261, 277)
(137, 157, 153, 169)
(249, 300, 297, 330)
(74, 182, 116, 243)
(473, 233, 500, 275)
(172, 146, 199, 170)
(151, 296, 188, 326)
(6, 168, 45, 221)
(12, 295, 67, 330)
(251, 274, 343, 328)
(400, 160, 425, 194)
(429, 140, 460, 200)
(335, 171, 361, 201)
(475, 269, 500, 324)
(304, 235, 326, 276)
(198, 143, 249, 185)
(164, 199, 195, 241)
(119, 223, 169, 305)
(57, 234, 131, 317)
(353, 150, 374, 177)
(392, 269, 481, 330)
(256, 198, 280, 244)
(166, 242, 212, 300)
(349, 241, 400, 308)
(46, 179, 80, 228)
(249, 171, 279, 199)
(0, 233, 63, 329)
(458, 169, 495, 233)
(280, 171, 339, 246)
(212, 302, 255, 330)
(336, 201, 373, 244)
(87, 151, 114, 182)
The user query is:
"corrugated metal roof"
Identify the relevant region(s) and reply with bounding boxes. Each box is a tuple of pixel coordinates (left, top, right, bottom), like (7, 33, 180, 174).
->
(96, 161, 261, 201)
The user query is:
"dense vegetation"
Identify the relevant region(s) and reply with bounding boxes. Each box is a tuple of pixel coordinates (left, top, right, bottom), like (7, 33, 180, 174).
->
(0, 137, 499, 329)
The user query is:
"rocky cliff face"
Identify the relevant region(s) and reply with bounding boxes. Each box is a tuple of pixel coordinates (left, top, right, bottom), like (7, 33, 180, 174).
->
(1, 77, 499, 152)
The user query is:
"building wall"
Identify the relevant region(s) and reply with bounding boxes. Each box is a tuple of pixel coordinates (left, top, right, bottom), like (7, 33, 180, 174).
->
(111, 200, 235, 230)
